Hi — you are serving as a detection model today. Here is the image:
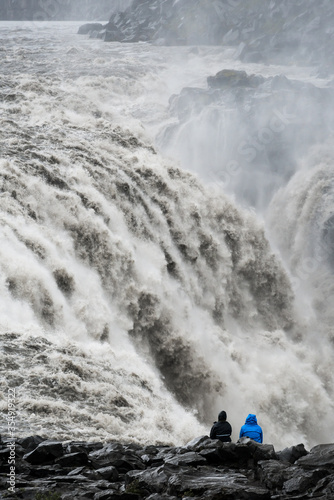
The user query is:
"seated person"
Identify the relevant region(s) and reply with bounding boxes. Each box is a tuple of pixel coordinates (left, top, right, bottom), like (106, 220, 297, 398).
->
(210, 410, 232, 442)
(239, 414, 263, 443)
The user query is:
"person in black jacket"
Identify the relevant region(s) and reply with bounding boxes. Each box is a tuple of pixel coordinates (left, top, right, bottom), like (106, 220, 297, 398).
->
(210, 410, 232, 442)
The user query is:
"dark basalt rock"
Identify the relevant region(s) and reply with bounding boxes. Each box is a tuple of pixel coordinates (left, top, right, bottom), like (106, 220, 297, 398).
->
(277, 443, 308, 464)
(95, 465, 119, 481)
(23, 440, 64, 465)
(3, 435, 334, 499)
(17, 435, 46, 453)
(296, 443, 334, 470)
(56, 452, 89, 467)
(166, 467, 270, 499)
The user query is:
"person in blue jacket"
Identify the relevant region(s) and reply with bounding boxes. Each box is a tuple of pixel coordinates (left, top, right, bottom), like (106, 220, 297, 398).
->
(239, 414, 263, 443)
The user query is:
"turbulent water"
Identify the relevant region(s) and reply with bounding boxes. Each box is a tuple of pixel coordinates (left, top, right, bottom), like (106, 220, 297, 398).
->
(1, 22, 334, 450)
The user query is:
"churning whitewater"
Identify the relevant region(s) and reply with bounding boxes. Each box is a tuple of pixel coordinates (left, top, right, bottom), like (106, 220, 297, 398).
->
(0, 22, 333, 450)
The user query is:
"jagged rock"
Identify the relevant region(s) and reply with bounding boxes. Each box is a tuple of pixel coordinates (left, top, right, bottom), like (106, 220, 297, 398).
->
(277, 443, 308, 463)
(66, 441, 104, 455)
(296, 444, 334, 470)
(95, 465, 119, 481)
(146, 495, 178, 500)
(126, 464, 176, 494)
(28, 465, 63, 478)
(312, 473, 334, 497)
(6, 436, 334, 499)
(52, 474, 91, 483)
(23, 440, 64, 465)
(164, 451, 207, 467)
(17, 435, 46, 453)
(89, 443, 145, 472)
(184, 435, 210, 450)
(56, 451, 89, 467)
(283, 468, 328, 494)
(167, 467, 270, 499)
(67, 466, 87, 476)
(95, 492, 140, 500)
(257, 460, 299, 490)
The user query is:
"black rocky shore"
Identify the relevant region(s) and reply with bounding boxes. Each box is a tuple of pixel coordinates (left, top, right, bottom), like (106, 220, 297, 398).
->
(1, 435, 334, 499)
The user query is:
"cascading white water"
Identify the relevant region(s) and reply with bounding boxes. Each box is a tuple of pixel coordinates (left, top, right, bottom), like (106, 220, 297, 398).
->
(1, 22, 333, 449)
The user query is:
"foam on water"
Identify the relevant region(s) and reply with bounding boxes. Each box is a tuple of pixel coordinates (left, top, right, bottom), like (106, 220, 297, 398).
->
(1, 22, 334, 449)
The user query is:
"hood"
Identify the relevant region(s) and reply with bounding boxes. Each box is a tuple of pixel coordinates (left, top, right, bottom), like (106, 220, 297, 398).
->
(245, 414, 257, 425)
(218, 410, 227, 421)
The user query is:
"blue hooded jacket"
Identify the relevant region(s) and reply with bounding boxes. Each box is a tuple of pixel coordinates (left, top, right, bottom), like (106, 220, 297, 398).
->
(239, 414, 263, 443)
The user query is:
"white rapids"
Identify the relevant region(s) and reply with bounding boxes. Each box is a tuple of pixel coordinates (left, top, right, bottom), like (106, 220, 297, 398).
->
(0, 21, 334, 449)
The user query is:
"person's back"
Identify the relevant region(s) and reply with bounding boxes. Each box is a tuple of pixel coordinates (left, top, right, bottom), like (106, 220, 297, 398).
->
(210, 410, 232, 442)
(239, 414, 263, 443)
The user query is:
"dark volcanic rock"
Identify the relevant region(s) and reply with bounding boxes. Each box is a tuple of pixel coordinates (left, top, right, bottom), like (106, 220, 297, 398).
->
(23, 440, 64, 465)
(167, 467, 270, 499)
(95, 465, 119, 481)
(17, 435, 46, 453)
(56, 452, 89, 467)
(277, 443, 308, 464)
(89, 443, 145, 472)
(3, 436, 334, 499)
(296, 444, 334, 469)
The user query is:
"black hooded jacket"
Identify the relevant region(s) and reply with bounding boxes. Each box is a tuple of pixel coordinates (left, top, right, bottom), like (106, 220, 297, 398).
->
(210, 411, 232, 442)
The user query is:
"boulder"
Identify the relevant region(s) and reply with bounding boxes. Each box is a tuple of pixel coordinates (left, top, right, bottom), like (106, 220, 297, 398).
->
(89, 444, 145, 472)
(167, 467, 270, 499)
(95, 465, 119, 481)
(23, 441, 64, 465)
(7, 435, 334, 499)
(283, 468, 328, 495)
(17, 435, 46, 452)
(296, 444, 334, 470)
(56, 452, 89, 467)
(126, 464, 175, 494)
(66, 441, 104, 455)
(277, 443, 308, 464)
(257, 460, 298, 490)
(164, 451, 207, 467)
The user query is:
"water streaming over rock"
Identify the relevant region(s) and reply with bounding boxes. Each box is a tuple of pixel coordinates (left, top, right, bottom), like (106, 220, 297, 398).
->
(1, 22, 333, 449)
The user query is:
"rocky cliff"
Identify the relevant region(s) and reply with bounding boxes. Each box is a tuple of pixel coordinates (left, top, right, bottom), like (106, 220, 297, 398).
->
(82, 0, 334, 70)
(2, 435, 334, 499)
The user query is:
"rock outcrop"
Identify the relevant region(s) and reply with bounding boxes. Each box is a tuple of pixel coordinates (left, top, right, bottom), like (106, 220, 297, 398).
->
(2, 435, 334, 499)
(80, 0, 334, 71)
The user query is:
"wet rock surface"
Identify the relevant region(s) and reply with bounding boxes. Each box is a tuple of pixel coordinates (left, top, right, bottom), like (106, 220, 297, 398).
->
(79, 0, 334, 70)
(1, 435, 334, 499)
